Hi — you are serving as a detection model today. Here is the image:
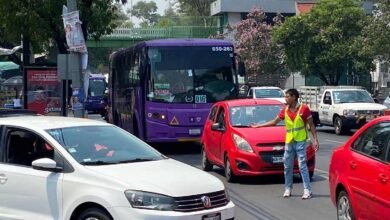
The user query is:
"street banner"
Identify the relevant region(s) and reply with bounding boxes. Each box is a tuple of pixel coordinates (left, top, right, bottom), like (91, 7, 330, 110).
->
(62, 10, 87, 53)
(26, 67, 62, 115)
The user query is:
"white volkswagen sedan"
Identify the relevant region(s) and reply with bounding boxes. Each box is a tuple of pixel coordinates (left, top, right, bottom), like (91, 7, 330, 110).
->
(0, 116, 234, 220)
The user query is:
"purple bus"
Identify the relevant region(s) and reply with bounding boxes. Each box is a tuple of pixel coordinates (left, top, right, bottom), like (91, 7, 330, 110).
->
(85, 73, 107, 115)
(107, 38, 243, 143)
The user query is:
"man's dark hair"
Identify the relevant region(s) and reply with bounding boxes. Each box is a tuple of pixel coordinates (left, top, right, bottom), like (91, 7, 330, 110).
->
(285, 88, 299, 101)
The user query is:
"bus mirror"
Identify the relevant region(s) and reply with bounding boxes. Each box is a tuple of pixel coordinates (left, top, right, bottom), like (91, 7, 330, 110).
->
(148, 49, 161, 62)
(238, 62, 246, 77)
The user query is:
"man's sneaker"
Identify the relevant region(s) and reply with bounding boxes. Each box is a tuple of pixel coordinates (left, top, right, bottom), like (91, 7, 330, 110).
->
(283, 189, 291, 198)
(302, 189, 312, 199)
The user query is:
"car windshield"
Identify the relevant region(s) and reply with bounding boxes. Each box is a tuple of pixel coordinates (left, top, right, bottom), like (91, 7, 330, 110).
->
(229, 105, 284, 126)
(254, 89, 284, 98)
(333, 90, 374, 104)
(46, 126, 164, 165)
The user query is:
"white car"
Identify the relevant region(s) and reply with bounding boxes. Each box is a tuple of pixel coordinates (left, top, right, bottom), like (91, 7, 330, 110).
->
(0, 116, 234, 220)
(247, 86, 286, 104)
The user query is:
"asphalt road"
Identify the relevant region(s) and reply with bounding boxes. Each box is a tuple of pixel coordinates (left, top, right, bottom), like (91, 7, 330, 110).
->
(88, 114, 351, 220)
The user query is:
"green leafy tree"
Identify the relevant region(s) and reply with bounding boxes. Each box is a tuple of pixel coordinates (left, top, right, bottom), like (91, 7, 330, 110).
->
(363, 0, 390, 61)
(0, 0, 127, 54)
(273, 0, 374, 85)
(128, 1, 160, 26)
(176, 0, 213, 16)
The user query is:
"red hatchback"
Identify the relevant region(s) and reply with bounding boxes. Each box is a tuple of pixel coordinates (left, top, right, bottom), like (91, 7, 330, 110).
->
(201, 99, 316, 182)
(329, 116, 390, 220)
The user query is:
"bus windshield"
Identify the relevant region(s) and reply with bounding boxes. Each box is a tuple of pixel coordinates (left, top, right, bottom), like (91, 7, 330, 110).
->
(147, 46, 237, 104)
(89, 79, 106, 97)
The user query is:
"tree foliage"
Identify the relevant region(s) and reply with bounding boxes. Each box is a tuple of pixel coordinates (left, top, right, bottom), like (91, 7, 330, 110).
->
(234, 8, 288, 85)
(363, 0, 390, 61)
(128, 1, 160, 26)
(176, 0, 214, 16)
(0, 0, 127, 54)
(273, 0, 374, 85)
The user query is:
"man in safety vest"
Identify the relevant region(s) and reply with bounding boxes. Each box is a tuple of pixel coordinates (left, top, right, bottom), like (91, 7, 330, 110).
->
(251, 88, 319, 199)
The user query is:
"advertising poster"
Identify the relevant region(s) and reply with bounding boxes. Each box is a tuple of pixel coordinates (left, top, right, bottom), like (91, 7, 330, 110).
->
(26, 67, 62, 115)
(62, 10, 87, 53)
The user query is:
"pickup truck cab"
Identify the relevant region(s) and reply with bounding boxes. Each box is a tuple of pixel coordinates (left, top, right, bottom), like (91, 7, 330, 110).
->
(247, 86, 286, 103)
(300, 86, 387, 135)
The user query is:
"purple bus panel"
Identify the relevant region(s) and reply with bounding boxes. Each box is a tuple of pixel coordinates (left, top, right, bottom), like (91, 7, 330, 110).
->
(144, 101, 212, 142)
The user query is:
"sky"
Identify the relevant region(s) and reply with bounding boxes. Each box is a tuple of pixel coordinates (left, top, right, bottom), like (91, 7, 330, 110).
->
(123, 0, 169, 27)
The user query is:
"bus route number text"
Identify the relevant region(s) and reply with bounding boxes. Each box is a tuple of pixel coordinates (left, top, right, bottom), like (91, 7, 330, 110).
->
(212, 46, 233, 52)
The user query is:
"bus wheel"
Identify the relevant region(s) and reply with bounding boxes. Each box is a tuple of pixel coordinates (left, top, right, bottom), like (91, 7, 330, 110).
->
(133, 119, 139, 137)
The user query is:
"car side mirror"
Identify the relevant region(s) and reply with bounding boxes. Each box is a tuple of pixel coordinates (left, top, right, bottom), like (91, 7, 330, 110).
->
(32, 158, 63, 172)
(211, 122, 225, 132)
(238, 62, 246, 77)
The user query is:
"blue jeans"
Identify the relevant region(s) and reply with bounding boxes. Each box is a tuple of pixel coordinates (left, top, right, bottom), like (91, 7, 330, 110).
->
(284, 140, 312, 192)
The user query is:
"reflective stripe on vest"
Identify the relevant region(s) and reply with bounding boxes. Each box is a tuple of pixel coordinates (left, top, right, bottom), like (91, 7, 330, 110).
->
(285, 104, 307, 143)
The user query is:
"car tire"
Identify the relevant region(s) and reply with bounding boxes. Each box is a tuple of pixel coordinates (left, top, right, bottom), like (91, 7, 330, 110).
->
(334, 116, 345, 135)
(224, 156, 237, 183)
(201, 146, 213, 171)
(77, 208, 112, 220)
(337, 190, 355, 220)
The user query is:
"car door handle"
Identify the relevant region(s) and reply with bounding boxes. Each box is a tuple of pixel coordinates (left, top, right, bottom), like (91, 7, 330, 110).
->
(0, 174, 7, 184)
(379, 173, 388, 183)
(349, 161, 357, 169)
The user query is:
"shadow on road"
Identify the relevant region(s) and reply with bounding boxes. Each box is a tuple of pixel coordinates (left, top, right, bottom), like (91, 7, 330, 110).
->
(150, 142, 201, 155)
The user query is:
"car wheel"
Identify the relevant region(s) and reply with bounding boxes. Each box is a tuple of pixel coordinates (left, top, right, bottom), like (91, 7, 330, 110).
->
(337, 190, 355, 220)
(224, 156, 237, 183)
(201, 146, 213, 171)
(77, 208, 112, 220)
(334, 116, 345, 135)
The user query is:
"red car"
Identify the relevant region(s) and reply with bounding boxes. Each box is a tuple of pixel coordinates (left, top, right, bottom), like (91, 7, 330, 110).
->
(201, 99, 316, 182)
(329, 116, 390, 220)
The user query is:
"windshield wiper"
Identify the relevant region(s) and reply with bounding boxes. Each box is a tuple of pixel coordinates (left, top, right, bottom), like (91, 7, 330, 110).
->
(80, 160, 118, 165)
(232, 125, 250, 127)
(118, 158, 156, 164)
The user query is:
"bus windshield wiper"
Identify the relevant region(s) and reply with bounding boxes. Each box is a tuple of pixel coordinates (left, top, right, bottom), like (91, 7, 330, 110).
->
(80, 160, 118, 165)
(118, 158, 156, 164)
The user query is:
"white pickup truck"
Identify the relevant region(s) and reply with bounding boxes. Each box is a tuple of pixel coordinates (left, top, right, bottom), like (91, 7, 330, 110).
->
(299, 86, 387, 135)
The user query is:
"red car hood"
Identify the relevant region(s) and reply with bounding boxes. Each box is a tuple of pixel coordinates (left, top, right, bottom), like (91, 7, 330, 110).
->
(232, 126, 286, 144)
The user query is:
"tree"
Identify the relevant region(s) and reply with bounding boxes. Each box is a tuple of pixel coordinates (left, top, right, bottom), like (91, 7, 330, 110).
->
(273, 0, 374, 85)
(0, 0, 127, 54)
(128, 1, 160, 26)
(234, 8, 288, 86)
(176, 0, 214, 16)
(363, 0, 390, 61)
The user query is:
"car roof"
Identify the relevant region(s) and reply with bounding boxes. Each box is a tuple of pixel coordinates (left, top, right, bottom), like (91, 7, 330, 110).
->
(0, 116, 110, 130)
(221, 99, 284, 107)
(250, 86, 283, 90)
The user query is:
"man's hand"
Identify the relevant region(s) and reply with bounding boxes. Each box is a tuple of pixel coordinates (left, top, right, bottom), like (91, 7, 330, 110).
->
(250, 123, 260, 128)
(312, 139, 319, 152)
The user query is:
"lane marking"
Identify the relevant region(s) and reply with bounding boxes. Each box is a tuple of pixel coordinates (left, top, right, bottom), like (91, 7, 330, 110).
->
(315, 168, 329, 180)
(324, 139, 344, 144)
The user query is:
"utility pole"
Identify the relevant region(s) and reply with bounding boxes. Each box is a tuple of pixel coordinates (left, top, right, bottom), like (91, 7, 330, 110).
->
(65, 0, 86, 118)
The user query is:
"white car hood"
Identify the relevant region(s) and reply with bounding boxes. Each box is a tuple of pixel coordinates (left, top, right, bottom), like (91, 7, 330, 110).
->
(262, 97, 286, 104)
(85, 159, 224, 197)
(338, 103, 387, 110)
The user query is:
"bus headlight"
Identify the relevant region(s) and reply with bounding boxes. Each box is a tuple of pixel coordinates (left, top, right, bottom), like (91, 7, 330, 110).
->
(125, 190, 178, 211)
(232, 133, 253, 153)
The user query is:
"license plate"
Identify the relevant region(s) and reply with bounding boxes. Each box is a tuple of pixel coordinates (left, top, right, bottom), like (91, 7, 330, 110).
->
(189, 128, 201, 135)
(272, 156, 284, 164)
(202, 213, 221, 220)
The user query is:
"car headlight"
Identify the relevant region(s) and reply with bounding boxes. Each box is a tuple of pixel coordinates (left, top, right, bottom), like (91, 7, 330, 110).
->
(232, 133, 253, 153)
(343, 109, 356, 116)
(225, 189, 231, 201)
(124, 190, 178, 211)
